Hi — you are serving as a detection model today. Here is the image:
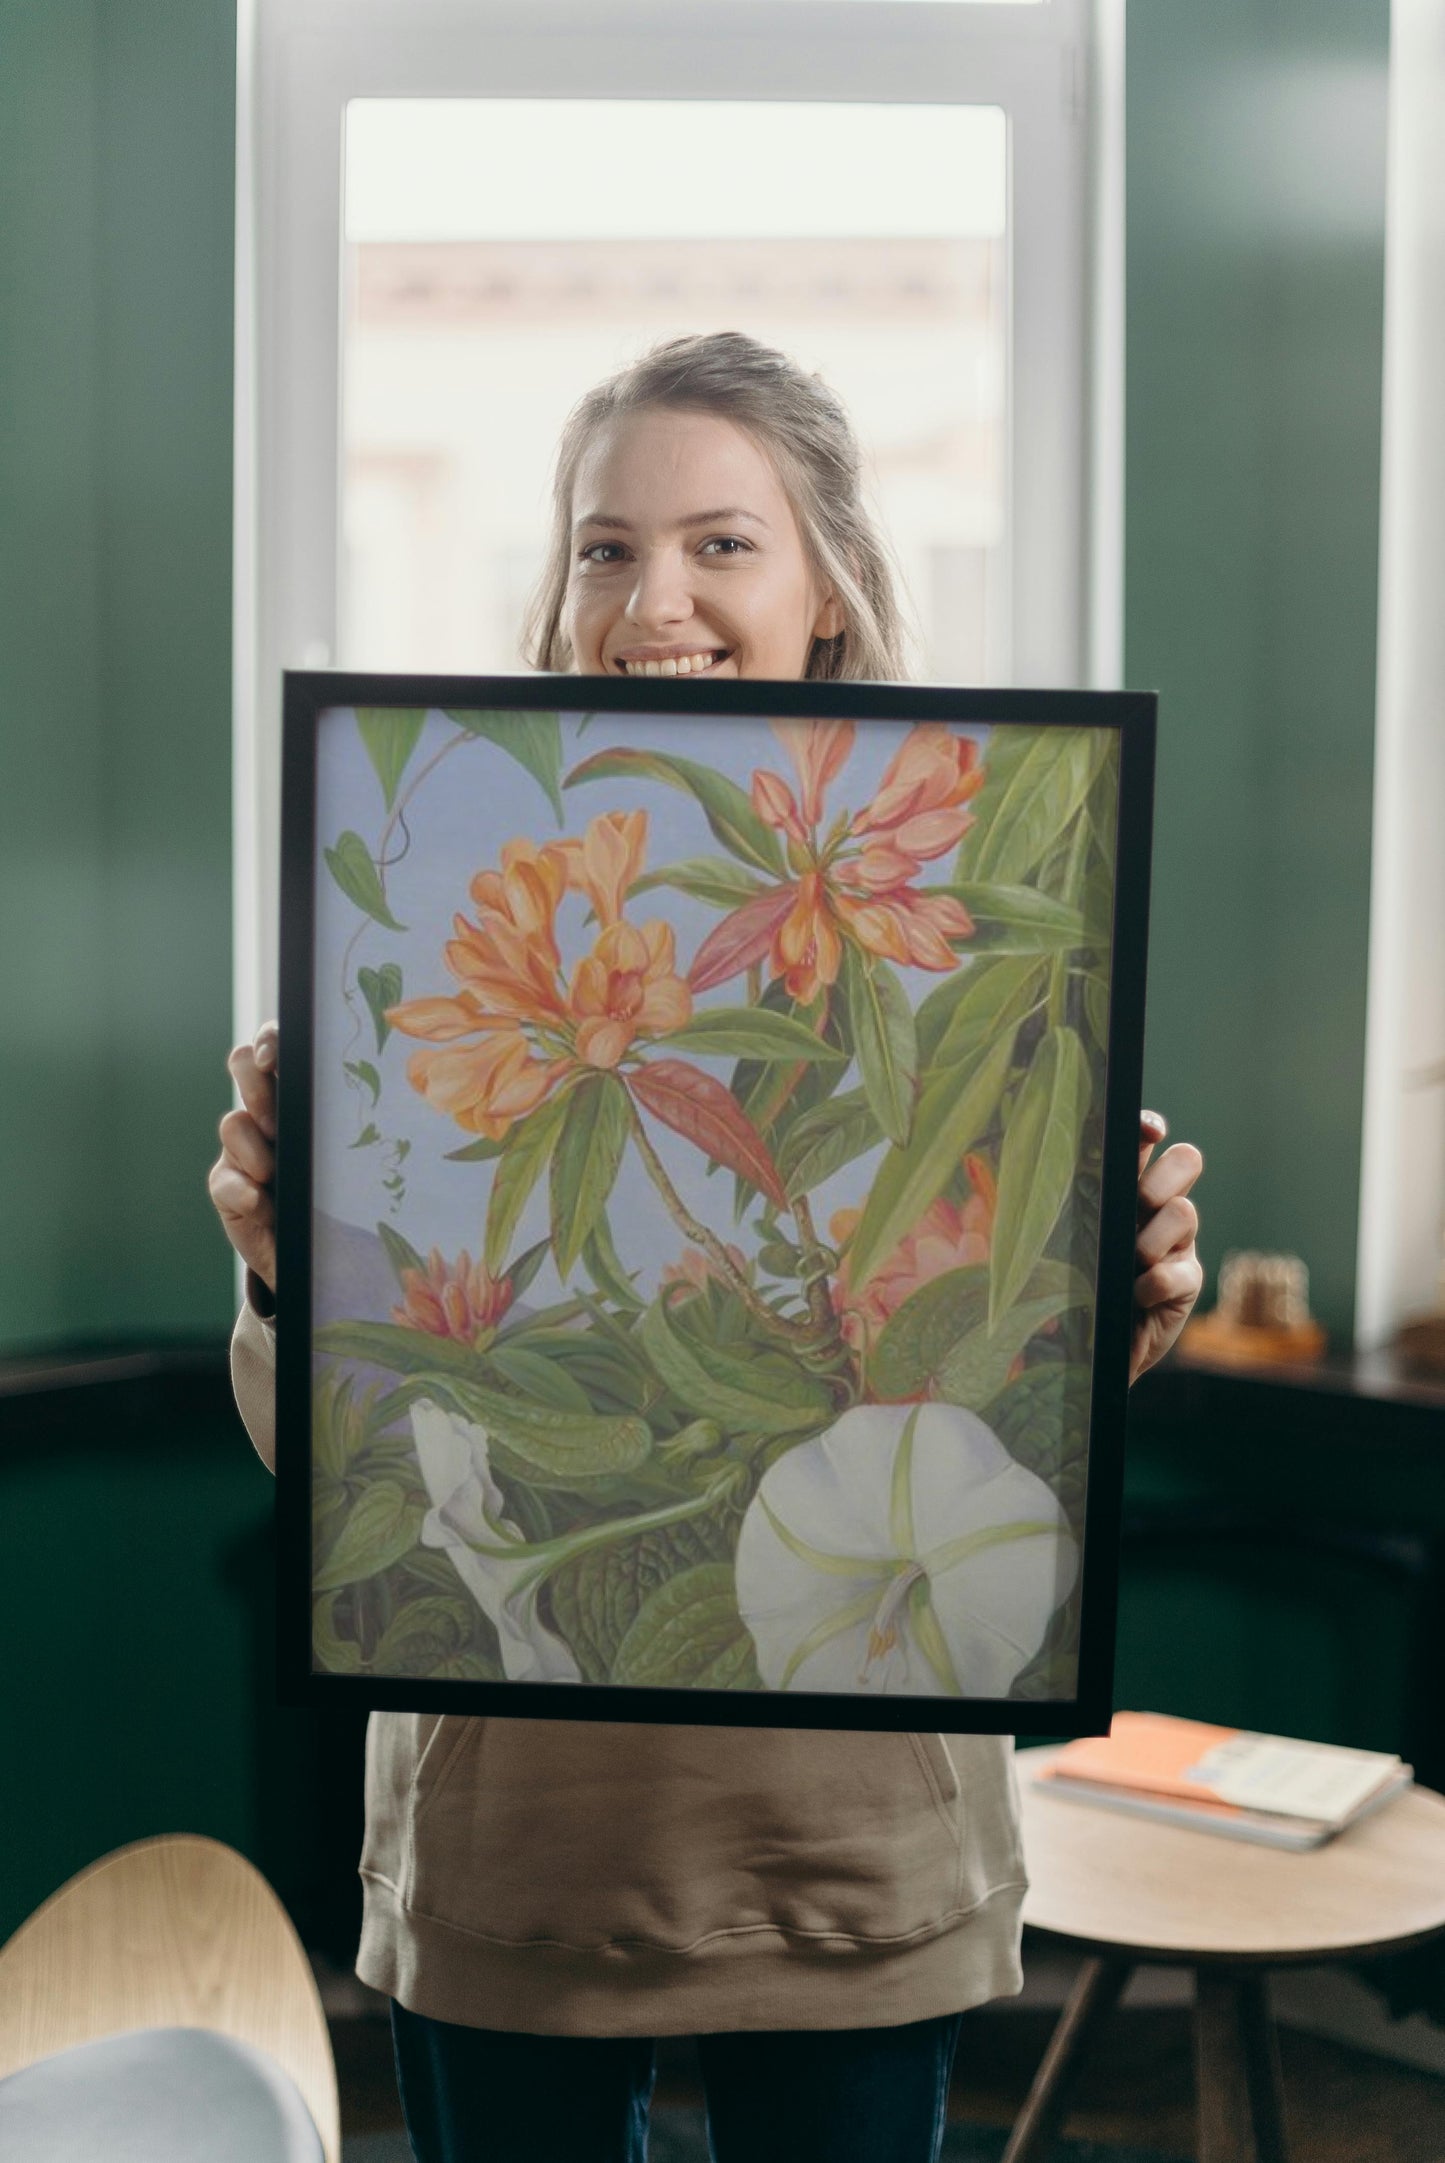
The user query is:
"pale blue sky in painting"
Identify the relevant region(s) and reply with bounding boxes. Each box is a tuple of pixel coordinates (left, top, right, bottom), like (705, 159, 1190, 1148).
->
(311, 704, 1006, 1313)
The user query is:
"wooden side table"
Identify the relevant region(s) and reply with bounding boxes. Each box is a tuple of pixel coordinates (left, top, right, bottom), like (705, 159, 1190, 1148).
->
(1007, 1745, 1445, 2163)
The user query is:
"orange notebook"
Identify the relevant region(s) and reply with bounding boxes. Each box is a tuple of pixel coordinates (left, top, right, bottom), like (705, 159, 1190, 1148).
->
(1041, 1711, 1403, 1827)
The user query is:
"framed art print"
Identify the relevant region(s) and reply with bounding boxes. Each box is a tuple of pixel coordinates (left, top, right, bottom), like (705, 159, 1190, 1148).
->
(277, 674, 1154, 1734)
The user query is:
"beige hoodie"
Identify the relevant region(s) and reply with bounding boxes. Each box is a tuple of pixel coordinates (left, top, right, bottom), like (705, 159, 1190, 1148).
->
(233, 1297, 1027, 2035)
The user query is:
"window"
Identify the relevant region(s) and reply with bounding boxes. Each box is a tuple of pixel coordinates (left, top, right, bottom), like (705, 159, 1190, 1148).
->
(340, 99, 1009, 681)
(236, 0, 1119, 1023)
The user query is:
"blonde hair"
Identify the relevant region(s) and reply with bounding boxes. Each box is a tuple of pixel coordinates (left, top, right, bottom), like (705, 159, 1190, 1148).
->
(522, 331, 914, 682)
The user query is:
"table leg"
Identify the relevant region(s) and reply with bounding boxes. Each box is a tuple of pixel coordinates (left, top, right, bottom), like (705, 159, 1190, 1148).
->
(1195, 1969, 1289, 2163)
(1000, 1955, 1131, 2163)
(1238, 1972, 1289, 2163)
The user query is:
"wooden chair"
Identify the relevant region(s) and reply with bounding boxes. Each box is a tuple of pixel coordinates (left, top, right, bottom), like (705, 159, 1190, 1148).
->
(0, 1833, 340, 2162)
(1007, 1744, 1445, 2163)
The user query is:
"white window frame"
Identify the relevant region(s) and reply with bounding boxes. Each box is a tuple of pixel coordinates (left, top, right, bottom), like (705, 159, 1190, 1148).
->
(1355, 0, 1445, 1351)
(234, 0, 1122, 1029)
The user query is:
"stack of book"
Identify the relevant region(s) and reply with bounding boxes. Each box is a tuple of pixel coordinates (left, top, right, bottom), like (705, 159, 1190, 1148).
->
(1033, 1712, 1412, 1850)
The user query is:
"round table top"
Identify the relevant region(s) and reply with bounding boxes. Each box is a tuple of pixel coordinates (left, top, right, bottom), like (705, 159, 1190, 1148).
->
(1017, 1744, 1445, 1965)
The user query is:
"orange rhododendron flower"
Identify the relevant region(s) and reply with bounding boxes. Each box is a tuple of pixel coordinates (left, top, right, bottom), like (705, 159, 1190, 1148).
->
(386, 811, 691, 1135)
(393, 1247, 515, 1344)
(831, 1154, 998, 1356)
(692, 720, 981, 1003)
(773, 872, 844, 1006)
(558, 809, 647, 929)
(570, 920, 692, 1071)
(852, 724, 985, 858)
(399, 1025, 566, 1141)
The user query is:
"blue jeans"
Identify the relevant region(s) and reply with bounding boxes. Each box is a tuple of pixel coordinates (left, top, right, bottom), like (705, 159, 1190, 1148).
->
(390, 2000, 965, 2163)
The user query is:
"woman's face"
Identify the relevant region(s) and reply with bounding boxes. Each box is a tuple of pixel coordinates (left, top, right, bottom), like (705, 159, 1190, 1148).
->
(562, 407, 843, 682)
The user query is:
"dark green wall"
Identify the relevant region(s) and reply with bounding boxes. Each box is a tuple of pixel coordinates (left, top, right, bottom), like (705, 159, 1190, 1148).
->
(1127, 0, 1390, 1340)
(0, 0, 237, 1352)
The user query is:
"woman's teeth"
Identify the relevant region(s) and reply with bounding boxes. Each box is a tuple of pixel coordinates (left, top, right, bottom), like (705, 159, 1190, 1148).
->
(621, 651, 726, 677)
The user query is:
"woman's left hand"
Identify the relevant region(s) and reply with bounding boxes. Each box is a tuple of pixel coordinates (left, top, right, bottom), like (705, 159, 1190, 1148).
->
(1130, 1113, 1204, 1383)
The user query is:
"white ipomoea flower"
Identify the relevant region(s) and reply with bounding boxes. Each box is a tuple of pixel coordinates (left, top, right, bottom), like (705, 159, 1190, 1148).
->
(410, 1398, 581, 1683)
(735, 1402, 1078, 1697)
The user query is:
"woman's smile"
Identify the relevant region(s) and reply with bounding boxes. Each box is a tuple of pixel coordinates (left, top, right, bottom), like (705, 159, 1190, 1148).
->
(613, 645, 734, 678)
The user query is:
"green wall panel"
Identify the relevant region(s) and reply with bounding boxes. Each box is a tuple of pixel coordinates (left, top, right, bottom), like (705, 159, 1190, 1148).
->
(1127, 0, 1389, 1338)
(0, 0, 237, 1351)
(0, 1413, 271, 1942)
(0, 4, 110, 1342)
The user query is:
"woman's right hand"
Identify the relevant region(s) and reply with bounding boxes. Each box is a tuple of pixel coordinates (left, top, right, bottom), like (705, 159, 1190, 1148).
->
(209, 1021, 278, 1296)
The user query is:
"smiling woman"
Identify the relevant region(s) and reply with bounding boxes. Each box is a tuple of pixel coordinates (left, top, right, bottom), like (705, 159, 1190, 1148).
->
(524, 333, 907, 684)
(216, 317, 1197, 2163)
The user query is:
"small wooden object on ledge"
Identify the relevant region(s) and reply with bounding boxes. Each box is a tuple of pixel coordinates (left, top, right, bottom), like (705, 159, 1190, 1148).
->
(1178, 1249, 1327, 1369)
(1396, 1305, 1445, 1379)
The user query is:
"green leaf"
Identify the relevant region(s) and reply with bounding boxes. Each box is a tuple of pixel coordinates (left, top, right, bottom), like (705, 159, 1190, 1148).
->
(487, 1342, 593, 1412)
(357, 707, 427, 810)
(869, 1266, 989, 1402)
(1084, 738, 1122, 871)
(631, 857, 768, 908)
(371, 1593, 476, 1675)
(425, 1374, 652, 1485)
(889, 1406, 922, 1553)
(547, 1518, 732, 1683)
(349, 1123, 381, 1149)
(315, 1320, 493, 1377)
(324, 831, 404, 929)
(312, 1372, 361, 1481)
(345, 1059, 381, 1103)
(841, 944, 917, 1149)
(936, 1291, 1084, 1412)
(357, 962, 404, 1052)
(986, 1361, 1092, 1480)
(866, 1257, 1091, 1406)
(565, 748, 785, 876)
(1082, 860, 1115, 942)
(314, 1481, 425, 1592)
(312, 1592, 364, 1674)
(989, 1025, 1092, 1327)
(376, 1221, 425, 1288)
(445, 1134, 506, 1163)
(665, 1007, 846, 1064)
(956, 722, 1037, 869)
(638, 1300, 831, 1437)
(966, 728, 1112, 886)
(611, 1563, 762, 1690)
(432, 1649, 507, 1682)
(1082, 971, 1111, 1052)
(484, 1089, 571, 1274)
(939, 884, 1090, 954)
(446, 708, 565, 821)
(914, 957, 1044, 1073)
(549, 1074, 630, 1275)
(777, 1087, 880, 1195)
(845, 1028, 1017, 1293)
(582, 1214, 644, 1311)
(506, 1236, 550, 1301)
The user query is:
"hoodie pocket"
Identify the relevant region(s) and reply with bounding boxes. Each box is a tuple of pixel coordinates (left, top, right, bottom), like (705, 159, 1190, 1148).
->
(404, 1720, 988, 1951)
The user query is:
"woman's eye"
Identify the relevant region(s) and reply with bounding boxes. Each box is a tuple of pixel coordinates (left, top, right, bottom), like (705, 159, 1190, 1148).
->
(579, 541, 627, 565)
(700, 536, 751, 558)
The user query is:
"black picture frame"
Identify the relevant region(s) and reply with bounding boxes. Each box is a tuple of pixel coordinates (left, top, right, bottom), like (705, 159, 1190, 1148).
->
(278, 671, 1154, 1735)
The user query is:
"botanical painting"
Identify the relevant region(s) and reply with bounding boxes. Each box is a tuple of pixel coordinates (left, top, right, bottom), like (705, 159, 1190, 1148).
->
(308, 704, 1118, 1705)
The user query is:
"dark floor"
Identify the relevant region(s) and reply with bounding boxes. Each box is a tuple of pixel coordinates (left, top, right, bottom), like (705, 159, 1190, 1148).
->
(332, 1999, 1445, 2162)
